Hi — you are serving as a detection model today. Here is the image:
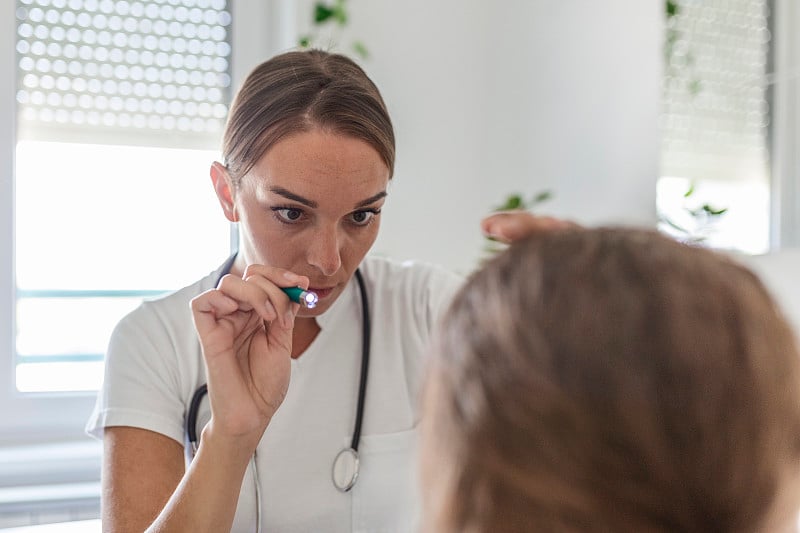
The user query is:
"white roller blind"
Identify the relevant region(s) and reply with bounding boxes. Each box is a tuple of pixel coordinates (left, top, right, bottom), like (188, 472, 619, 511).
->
(15, 0, 232, 149)
(661, 1, 771, 184)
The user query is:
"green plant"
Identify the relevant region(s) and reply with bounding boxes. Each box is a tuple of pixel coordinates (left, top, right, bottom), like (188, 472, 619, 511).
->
(493, 190, 553, 212)
(299, 0, 368, 59)
(664, 0, 701, 96)
(658, 182, 728, 244)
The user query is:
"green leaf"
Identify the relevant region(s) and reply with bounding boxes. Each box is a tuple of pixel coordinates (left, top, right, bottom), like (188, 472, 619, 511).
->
(660, 215, 690, 235)
(496, 194, 523, 211)
(298, 35, 312, 48)
(353, 41, 369, 59)
(314, 3, 335, 23)
(683, 182, 695, 198)
(666, 0, 679, 18)
(333, 5, 348, 25)
(530, 190, 553, 205)
(701, 204, 728, 216)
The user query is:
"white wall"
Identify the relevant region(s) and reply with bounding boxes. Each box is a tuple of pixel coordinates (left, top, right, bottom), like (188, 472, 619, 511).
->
(270, 1, 661, 274)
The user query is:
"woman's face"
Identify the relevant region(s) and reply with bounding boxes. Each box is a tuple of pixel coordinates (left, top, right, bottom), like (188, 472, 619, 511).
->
(219, 129, 390, 318)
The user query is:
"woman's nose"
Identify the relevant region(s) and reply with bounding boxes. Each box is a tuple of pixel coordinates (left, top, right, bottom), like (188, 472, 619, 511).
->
(307, 227, 342, 276)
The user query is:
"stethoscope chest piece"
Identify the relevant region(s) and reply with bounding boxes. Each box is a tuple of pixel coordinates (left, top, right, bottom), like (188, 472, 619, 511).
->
(332, 447, 360, 492)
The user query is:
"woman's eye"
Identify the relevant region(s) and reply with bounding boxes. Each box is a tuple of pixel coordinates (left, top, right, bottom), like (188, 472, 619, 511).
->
(349, 210, 379, 226)
(273, 207, 304, 223)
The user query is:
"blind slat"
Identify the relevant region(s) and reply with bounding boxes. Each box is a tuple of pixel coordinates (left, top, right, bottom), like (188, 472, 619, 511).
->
(15, 0, 232, 149)
(661, 1, 771, 184)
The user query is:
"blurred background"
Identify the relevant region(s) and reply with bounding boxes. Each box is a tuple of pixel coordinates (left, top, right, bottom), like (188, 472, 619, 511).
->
(1, 0, 796, 529)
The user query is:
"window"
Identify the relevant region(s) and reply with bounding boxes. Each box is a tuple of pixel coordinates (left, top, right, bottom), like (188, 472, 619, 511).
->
(0, 0, 295, 446)
(659, 0, 772, 254)
(13, 0, 233, 394)
(770, 0, 800, 248)
(15, 142, 230, 392)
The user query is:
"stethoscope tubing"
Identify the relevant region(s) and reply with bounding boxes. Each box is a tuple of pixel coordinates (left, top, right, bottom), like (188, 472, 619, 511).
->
(349, 268, 370, 452)
(187, 382, 207, 455)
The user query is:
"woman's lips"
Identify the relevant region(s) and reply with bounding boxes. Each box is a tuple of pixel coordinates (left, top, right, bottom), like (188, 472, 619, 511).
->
(308, 287, 335, 299)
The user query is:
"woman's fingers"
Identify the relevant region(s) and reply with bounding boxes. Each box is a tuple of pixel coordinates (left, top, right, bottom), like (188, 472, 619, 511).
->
(242, 264, 309, 291)
(188, 265, 302, 439)
(191, 284, 292, 425)
(481, 211, 578, 244)
(191, 290, 237, 339)
(242, 275, 297, 330)
(211, 274, 273, 323)
(241, 265, 309, 329)
(192, 286, 239, 318)
(193, 264, 309, 336)
(190, 290, 259, 418)
(203, 265, 309, 331)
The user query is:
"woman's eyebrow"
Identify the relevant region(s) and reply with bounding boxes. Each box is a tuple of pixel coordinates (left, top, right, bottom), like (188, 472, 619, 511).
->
(270, 187, 387, 210)
(354, 191, 387, 209)
(270, 187, 317, 208)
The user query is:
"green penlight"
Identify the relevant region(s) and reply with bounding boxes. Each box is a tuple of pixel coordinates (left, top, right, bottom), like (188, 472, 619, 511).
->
(282, 287, 319, 309)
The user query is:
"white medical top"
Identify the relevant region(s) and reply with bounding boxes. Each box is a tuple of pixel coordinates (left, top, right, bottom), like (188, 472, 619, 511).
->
(86, 255, 463, 533)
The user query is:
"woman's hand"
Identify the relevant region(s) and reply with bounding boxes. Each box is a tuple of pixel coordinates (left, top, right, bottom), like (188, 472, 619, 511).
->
(190, 265, 309, 448)
(481, 210, 578, 244)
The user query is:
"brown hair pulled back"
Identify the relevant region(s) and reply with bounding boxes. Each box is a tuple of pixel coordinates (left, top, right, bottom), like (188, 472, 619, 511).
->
(426, 227, 800, 533)
(222, 49, 395, 182)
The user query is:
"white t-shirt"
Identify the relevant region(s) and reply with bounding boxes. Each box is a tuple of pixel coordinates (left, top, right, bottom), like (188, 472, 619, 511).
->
(86, 255, 463, 533)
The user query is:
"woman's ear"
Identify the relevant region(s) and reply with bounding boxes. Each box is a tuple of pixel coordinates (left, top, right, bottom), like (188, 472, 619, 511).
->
(210, 161, 238, 222)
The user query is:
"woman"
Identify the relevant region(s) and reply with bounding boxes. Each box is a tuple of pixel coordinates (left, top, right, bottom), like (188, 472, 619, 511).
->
(421, 228, 800, 532)
(86, 49, 556, 532)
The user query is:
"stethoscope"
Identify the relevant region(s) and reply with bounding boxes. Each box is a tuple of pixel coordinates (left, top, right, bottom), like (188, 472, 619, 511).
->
(185, 255, 371, 527)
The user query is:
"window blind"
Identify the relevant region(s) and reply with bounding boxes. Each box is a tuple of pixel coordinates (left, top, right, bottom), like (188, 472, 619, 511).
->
(661, 1, 771, 184)
(15, 0, 232, 149)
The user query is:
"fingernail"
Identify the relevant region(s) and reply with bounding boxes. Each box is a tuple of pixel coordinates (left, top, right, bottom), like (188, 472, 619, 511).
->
(484, 228, 499, 239)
